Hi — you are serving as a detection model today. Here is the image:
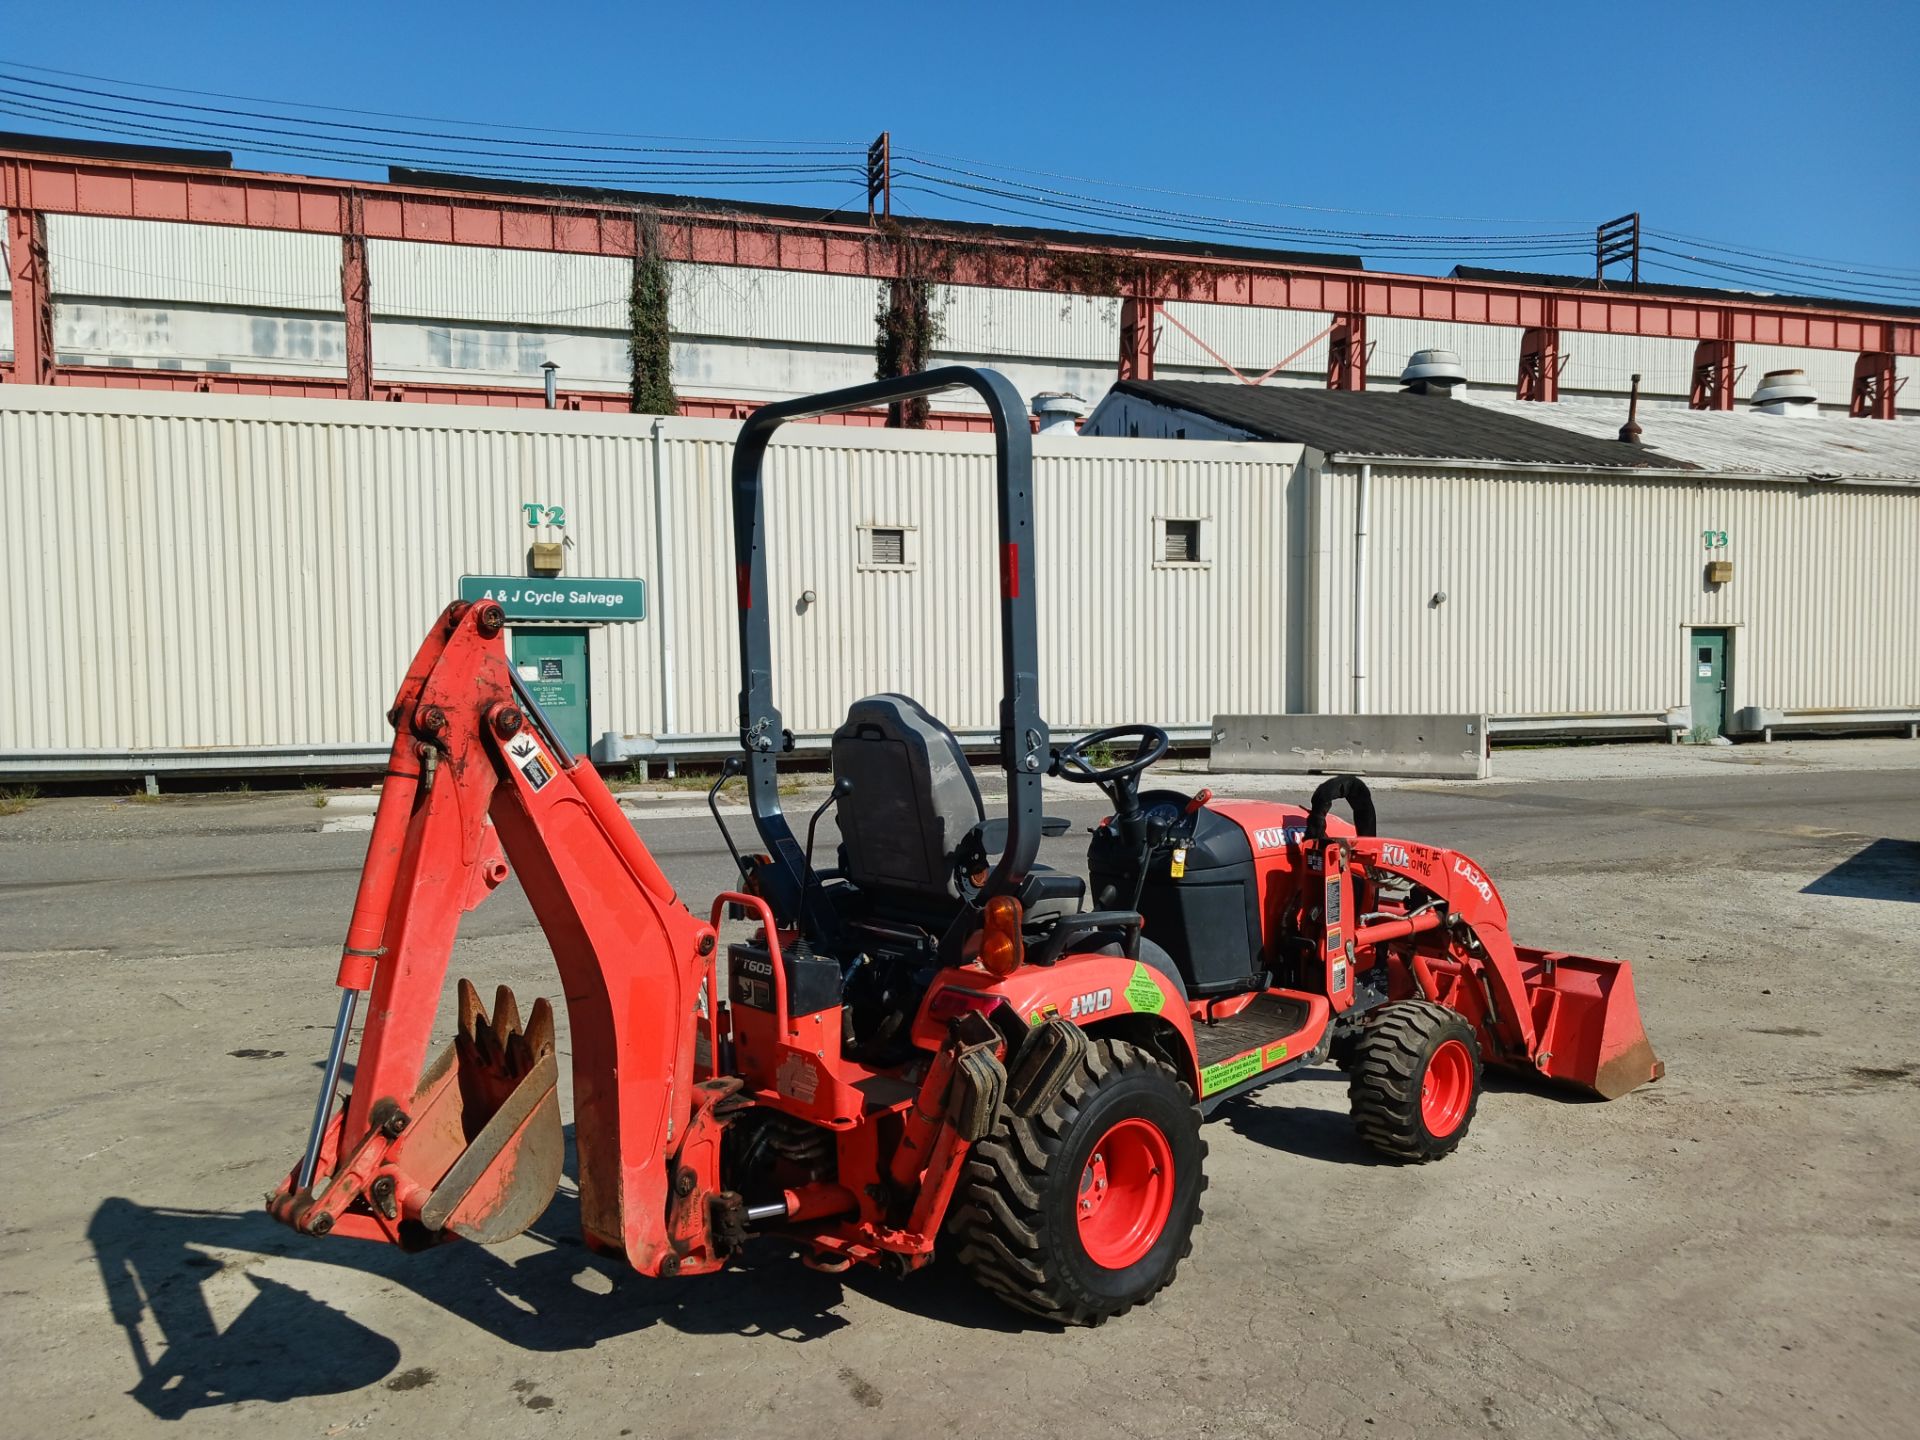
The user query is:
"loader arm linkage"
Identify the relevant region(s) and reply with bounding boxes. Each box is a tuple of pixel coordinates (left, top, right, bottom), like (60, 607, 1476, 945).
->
(269, 598, 731, 1274)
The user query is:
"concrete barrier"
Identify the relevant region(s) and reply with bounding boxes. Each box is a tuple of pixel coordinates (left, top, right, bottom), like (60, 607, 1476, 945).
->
(1210, 714, 1490, 780)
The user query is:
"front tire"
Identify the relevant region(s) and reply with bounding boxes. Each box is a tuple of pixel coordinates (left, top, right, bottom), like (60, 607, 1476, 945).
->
(1348, 999, 1482, 1162)
(949, 1038, 1204, 1326)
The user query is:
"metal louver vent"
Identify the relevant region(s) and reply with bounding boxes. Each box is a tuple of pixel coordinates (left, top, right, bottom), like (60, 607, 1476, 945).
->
(1163, 519, 1201, 563)
(869, 527, 906, 566)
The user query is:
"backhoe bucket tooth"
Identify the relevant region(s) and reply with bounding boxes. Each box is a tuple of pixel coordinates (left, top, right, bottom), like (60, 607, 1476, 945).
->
(1514, 948, 1665, 1100)
(400, 980, 564, 1245)
(490, 982, 523, 1045)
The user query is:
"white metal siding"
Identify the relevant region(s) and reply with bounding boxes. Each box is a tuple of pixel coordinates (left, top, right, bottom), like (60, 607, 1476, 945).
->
(47, 214, 340, 309)
(1157, 302, 1336, 377)
(54, 301, 348, 375)
(369, 238, 628, 328)
(0, 388, 1302, 760)
(1312, 462, 1920, 718)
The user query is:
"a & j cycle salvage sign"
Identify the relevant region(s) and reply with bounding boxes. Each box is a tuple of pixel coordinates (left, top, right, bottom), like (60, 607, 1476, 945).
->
(458, 576, 647, 621)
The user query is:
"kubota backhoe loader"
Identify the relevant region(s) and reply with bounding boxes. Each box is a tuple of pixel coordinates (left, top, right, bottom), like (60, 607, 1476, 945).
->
(271, 367, 1661, 1324)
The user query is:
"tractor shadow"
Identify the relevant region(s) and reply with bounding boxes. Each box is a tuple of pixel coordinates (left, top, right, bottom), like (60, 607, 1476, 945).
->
(1218, 1067, 1599, 1165)
(87, 1140, 1025, 1417)
(1801, 838, 1920, 904)
(1215, 1071, 1389, 1166)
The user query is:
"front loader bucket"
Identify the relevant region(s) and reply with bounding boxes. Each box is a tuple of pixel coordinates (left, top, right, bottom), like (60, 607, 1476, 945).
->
(392, 980, 564, 1244)
(1512, 948, 1665, 1099)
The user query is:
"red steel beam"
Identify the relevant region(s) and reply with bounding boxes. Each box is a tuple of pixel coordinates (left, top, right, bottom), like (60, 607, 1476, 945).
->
(341, 192, 372, 401)
(1690, 338, 1738, 411)
(5, 150, 1914, 359)
(1118, 297, 1158, 381)
(1326, 312, 1366, 391)
(45, 365, 1007, 429)
(5, 199, 54, 385)
(1517, 326, 1560, 402)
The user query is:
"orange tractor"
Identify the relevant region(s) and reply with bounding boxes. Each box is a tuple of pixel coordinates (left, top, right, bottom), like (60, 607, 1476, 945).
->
(271, 368, 1661, 1324)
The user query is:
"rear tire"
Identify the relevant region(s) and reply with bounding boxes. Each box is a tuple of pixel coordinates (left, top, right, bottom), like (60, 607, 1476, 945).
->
(949, 1038, 1204, 1326)
(1348, 1000, 1481, 1163)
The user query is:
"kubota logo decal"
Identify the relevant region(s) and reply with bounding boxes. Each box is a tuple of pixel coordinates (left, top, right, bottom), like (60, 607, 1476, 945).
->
(1068, 988, 1113, 1019)
(1380, 843, 1411, 867)
(1253, 825, 1305, 851)
(1453, 857, 1494, 902)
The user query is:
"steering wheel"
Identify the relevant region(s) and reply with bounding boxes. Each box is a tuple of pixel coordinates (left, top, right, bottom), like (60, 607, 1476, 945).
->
(1054, 724, 1171, 787)
(1055, 726, 1172, 906)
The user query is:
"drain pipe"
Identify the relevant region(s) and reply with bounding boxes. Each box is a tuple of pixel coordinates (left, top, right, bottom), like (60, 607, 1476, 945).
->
(1352, 463, 1371, 714)
(650, 417, 678, 778)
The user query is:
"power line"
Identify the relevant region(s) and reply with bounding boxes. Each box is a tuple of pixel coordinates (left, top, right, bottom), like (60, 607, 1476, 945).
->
(0, 93, 866, 188)
(4, 61, 1908, 305)
(1642, 245, 1920, 302)
(896, 157, 1591, 247)
(894, 172, 1593, 259)
(0, 59, 864, 148)
(1644, 227, 1920, 284)
(898, 144, 1590, 226)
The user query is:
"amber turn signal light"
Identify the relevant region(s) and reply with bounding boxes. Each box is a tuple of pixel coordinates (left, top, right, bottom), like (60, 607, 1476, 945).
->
(980, 894, 1025, 976)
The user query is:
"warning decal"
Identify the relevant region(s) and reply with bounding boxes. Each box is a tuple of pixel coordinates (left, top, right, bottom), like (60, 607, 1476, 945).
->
(1123, 962, 1165, 1015)
(1200, 1051, 1263, 1096)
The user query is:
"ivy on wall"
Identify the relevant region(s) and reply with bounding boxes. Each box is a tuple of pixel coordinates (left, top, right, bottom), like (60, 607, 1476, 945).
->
(629, 212, 677, 416)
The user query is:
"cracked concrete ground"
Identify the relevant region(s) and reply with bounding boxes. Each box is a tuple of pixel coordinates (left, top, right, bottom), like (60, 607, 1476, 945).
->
(1, 742, 1916, 1439)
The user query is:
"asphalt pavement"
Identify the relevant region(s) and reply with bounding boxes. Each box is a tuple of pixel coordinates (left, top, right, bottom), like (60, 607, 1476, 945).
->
(1, 741, 1917, 1439)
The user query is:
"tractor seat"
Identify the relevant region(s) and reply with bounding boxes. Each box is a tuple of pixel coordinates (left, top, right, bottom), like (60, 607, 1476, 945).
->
(830, 694, 1083, 925)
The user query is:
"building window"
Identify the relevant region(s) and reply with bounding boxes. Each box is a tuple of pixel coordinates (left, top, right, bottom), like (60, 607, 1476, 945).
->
(1157, 517, 1208, 567)
(858, 524, 916, 570)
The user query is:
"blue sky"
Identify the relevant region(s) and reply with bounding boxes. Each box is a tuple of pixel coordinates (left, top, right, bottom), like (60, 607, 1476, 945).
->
(6, 1, 1916, 298)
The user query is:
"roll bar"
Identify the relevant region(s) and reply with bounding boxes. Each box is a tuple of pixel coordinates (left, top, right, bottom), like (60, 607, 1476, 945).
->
(730, 367, 1050, 931)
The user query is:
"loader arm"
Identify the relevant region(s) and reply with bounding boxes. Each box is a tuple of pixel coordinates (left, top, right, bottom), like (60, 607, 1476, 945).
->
(271, 599, 719, 1272)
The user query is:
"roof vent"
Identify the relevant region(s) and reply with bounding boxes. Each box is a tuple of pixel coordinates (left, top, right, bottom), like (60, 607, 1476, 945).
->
(1751, 369, 1818, 417)
(1031, 391, 1087, 435)
(1400, 348, 1467, 396)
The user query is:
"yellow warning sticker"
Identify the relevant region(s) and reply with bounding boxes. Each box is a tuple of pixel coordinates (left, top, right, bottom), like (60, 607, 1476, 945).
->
(1170, 846, 1188, 879)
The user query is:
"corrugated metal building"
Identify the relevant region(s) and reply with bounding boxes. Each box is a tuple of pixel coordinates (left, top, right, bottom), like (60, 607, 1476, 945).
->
(1086, 379, 1920, 739)
(0, 387, 1303, 778)
(26, 207, 1918, 418)
(4, 373, 1913, 781)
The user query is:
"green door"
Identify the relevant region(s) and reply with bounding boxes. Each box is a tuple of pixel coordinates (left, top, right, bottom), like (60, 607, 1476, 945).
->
(1689, 629, 1730, 741)
(511, 629, 591, 756)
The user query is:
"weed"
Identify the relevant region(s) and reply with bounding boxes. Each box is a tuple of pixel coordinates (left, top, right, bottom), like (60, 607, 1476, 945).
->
(305, 782, 329, 809)
(0, 784, 40, 816)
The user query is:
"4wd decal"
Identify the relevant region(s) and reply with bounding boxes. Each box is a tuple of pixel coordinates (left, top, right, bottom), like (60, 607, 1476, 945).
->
(1068, 988, 1113, 1020)
(1122, 963, 1166, 1015)
(1453, 857, 1494, 903)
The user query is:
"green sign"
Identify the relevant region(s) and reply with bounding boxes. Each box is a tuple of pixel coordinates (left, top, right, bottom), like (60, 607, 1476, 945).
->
(459, 575, 646, 621)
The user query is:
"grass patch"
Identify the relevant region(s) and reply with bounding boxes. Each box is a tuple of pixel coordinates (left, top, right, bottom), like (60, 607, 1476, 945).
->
(305, 782, 330, 809)
(0, 784, 40, 816)
(124, 788, 170, 805)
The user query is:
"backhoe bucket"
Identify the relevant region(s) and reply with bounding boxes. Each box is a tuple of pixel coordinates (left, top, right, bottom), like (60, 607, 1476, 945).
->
(393, 980, 564, 1243)
(1513, 948, 1664, 1100)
